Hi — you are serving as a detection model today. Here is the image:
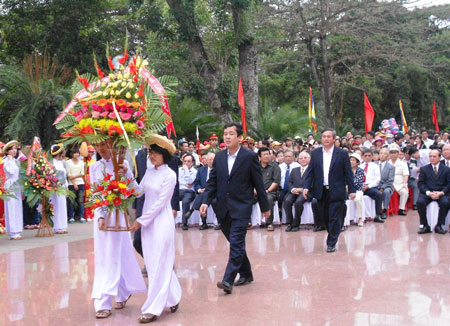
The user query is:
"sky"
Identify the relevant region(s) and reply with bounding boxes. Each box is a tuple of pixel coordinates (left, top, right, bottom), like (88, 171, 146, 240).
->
(406, 0, 450, 8)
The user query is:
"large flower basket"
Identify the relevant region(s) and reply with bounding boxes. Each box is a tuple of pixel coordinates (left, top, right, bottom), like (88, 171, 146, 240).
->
(54, 41, 177, 231)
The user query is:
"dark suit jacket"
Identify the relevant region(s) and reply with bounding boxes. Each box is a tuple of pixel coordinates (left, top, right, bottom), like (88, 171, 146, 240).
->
(303, 146, 356, 202)
(203, 147, 269, 220)
(287, 166, 308, 192)
(134, 148, 180, 217)
(194, 165, 209, 193)
(418, 163, 450, 195)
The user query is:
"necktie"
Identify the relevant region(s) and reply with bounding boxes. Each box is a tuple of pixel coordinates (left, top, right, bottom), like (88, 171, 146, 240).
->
(364, 163, 368, 182)
(284, 165, 290, 192)
(434, 166, 438, 176)
(301, 167, 304, 177)
(206, 168, 210, 181)
(447, 161, 449, 167)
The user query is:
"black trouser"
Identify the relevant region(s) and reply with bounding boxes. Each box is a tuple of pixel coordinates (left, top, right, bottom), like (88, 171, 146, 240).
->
(312, 198, 324, 228)
(180, 189, 196, 225)
(220, 213, 252, 284)
(192, 192, 208, 224)
(316, 188, 347, 247)
(277, 189, 288, 213)
(133, 228, 143, 257)
(283, 193, 310, 227)
(364, 187, 383, 215)
(417, 194, 449, 227)
(265, 192, 278, 225)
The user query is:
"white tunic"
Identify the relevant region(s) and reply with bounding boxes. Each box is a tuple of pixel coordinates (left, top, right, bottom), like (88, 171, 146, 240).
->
(89, 158, 146, 300)
(3, 158, 23, 237)
(50, 159, 68, 232)
(389, 159, 410, 192)
(136, 163, 182, 316)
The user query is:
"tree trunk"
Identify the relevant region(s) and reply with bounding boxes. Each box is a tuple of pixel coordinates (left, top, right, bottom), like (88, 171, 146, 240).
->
(165, 0, 230, 121)
(232, 4, 259, 131)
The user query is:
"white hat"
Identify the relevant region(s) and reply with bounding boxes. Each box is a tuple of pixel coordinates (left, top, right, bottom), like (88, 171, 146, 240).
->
(350, 152, 361, 163)
(388, 143, 400, 152)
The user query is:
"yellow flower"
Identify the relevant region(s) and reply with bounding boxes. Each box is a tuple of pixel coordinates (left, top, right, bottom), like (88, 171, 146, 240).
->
(110, 90, 115, 96)
(134, 93, 139, 99)
(118, 183, 127, 189)
(129, 83, 135, 89)
(124, 73, 130, 79)
(0, 190, 3, 195)
(121, 82, 126, 87)
(126, 92, 131, 99)
(117, 74, 122, 80)
(103, 92, 109, 97)
(109, 74, 115, 80)
(106, 194, 116, 203)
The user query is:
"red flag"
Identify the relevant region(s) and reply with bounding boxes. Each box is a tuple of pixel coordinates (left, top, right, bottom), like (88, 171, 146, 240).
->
(238, 78, 247, 137)
(432, 101, 439, 132)
(364, 92, 375, 136)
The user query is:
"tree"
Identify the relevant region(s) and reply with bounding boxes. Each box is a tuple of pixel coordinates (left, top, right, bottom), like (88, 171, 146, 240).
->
(0, 54, 71, 148)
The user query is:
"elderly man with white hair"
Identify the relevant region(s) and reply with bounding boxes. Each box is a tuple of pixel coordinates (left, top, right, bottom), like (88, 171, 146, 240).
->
(442, 144, 450, 167)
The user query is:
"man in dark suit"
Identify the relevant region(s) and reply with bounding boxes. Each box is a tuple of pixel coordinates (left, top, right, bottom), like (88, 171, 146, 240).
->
(184, 152, 216, 230)
(417, 150, 450, 234)
(200, 123, 270, 294)
(132, 147, 180, 262)
(284, 151, 316, 232)
(303, 129, 356, 253)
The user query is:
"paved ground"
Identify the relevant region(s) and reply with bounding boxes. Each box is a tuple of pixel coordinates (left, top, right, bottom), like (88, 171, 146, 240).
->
(2, 212, 450, 326)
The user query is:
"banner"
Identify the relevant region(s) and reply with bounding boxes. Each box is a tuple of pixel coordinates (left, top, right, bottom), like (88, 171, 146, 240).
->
(26, 137, 41, 176)
(432, 101, 439, 132)
(399, 100, 409, 133)
(364, 92, 375, 136)
(238, 78, 247, 137)
(309, 87, 317, 134)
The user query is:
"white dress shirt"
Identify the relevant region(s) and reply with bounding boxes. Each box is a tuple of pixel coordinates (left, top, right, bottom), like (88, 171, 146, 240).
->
(359, 161, 380, 188)
(227, 146, 241, 175)
(279, 161, 300, 189)
(179, 166, 197, 191)
(363, 140, 373, 149)
(423, 138, 434, 149)
(443, 159, 450, 168)
(389, 159, 409, 192)
(323, 146, 334, 186)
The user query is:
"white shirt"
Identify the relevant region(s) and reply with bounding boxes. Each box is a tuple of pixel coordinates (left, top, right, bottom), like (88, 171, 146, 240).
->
(423, 138, 434, 149)
(300, 165, 308, 177)
(443, 159, 450, 168)
(179, 166, 197, 191)
(323, 146, 334, 186)
(227, 146, 241, 175)
(363, 140, 373, 149)
(359, 161, 380, 188)
(279, 161, 300, 189)
(206, 166, 211, 181)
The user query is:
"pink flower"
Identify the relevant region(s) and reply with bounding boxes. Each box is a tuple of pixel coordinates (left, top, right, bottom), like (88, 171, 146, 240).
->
(105, 104, 113, 112)
(100, 111, 109, 118)
(127, 108, 134, 115)
(133, 111, 142, 118)
(108, 112, 117, 119)
(120, 107, 127, 113)
(76, 110, 83, 116)
(82, 106, 89, 113)
(75, 115, 83, 121)
(120, 113, 132, 121)
(92, 111, 100, 118)
(91, 104, 100, 112)
(136, 120, 145, 129)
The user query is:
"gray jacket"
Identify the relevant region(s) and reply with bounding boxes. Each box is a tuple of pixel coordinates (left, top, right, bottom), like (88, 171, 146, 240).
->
(378, 161, 395, 190)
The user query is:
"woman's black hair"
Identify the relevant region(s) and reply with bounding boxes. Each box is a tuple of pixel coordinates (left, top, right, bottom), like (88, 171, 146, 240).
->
(149, 144, 173, 164)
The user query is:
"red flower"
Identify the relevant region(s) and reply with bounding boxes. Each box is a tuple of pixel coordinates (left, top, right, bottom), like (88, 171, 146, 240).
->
(108, 125, 124, 136)
(96, 65, 105, 78)
(80, 126, 95, 135)
(108, 56, 115, 70)
(113, 197, 122, 206)
(104, 174, 113, 181)
(78, 77, 89, 90)
(61, 132, 73, 138)
(118, 51, 129, 65)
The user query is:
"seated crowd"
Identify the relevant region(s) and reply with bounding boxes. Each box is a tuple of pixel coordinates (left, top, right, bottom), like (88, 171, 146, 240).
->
(173, 130, 450, 235)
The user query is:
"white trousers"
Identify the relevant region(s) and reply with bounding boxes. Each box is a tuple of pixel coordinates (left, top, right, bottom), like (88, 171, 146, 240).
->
(94, 277, 131, 311)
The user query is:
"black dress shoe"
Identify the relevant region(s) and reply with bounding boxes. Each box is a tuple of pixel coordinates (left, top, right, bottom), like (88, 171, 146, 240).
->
(217, 281, 233, 294)
(314, 226, 326, 232)
(184, 208, 194, 220)
(285, 225, 292, 232)
(199, 224, 209, 230)
(413, 205, 417, 211)
(374, 216, 385, 223)
(326, 246, 336, 253)
(417, 226, 431, 234)
(291, 227, 300, 232)
(182, 224, 188, 231)
(382, 211, 387, 219)
(398, 209, 407, 216)
(214, 225, 221, 230)
(341, 226, 347, 232)
(234, 276, 254, 286)
(434, 225, 447, 235)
